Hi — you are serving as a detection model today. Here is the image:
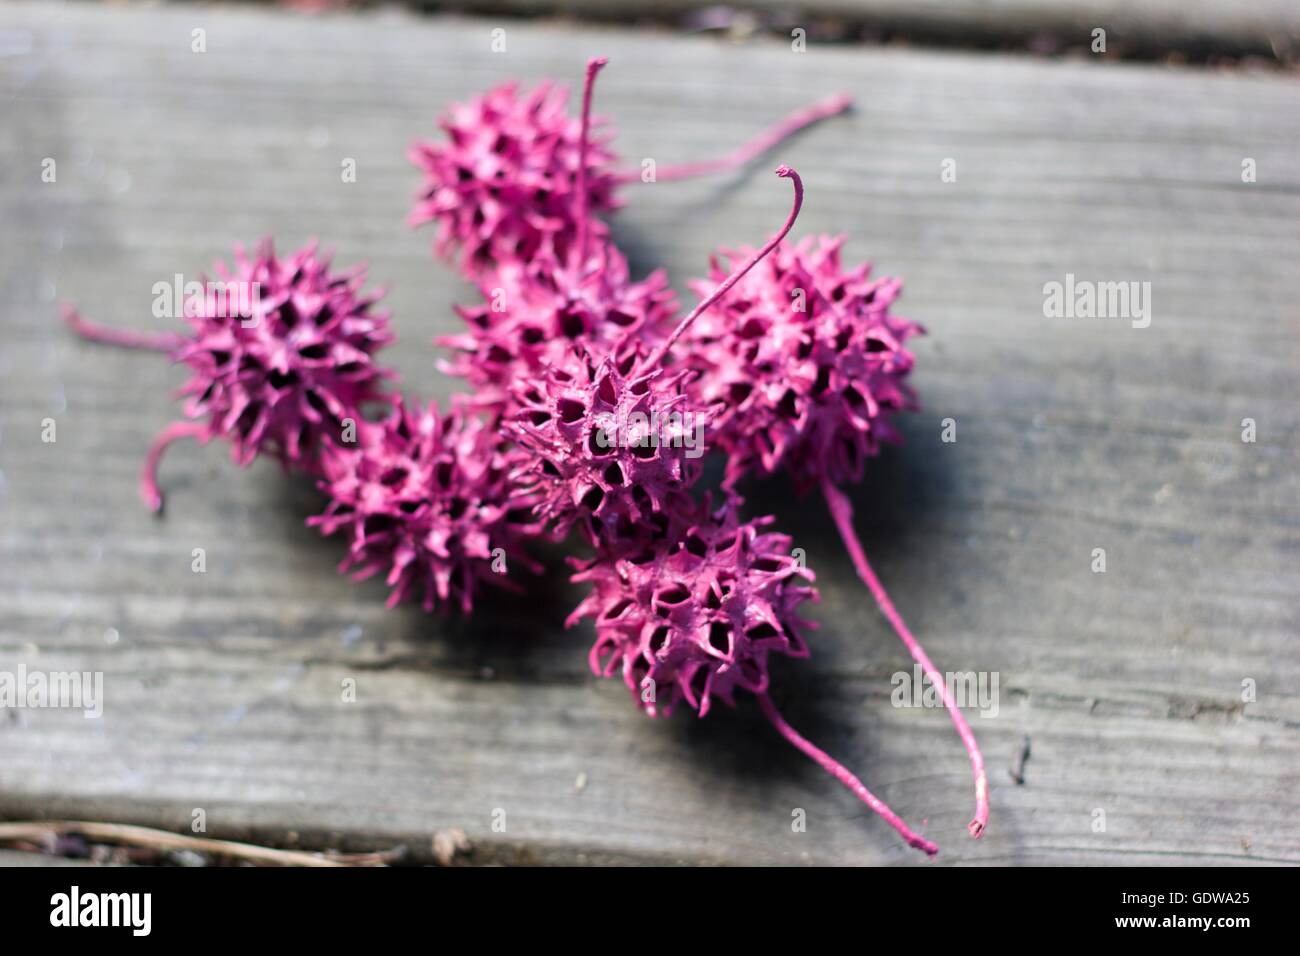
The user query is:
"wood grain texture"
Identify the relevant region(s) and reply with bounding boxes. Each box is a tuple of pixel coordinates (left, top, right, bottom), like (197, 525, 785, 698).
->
(437, 0, 1300, 56)
(0, 1, 1297, 865)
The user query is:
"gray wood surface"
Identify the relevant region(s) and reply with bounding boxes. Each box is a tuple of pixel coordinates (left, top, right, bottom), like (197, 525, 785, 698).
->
(442, 0, 1300, 57)
(1, 1, 1297, 865)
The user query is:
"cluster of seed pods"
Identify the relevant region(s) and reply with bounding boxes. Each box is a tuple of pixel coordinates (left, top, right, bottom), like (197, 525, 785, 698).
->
(64, 57, 984, 855)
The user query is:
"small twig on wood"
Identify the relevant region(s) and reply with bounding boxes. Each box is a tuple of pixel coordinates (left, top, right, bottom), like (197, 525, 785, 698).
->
(1008, 735, 1032, 785)
(0, 821, 401, 867)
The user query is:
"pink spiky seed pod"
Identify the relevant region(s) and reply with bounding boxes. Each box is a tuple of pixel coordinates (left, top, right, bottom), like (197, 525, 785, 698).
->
(441, 241, 678, 416)
(408, 56, 851, 279)
(507, 342, 703, 547)
(408, 74, 619, 279)
(309, 396, 543, 615)
(684, 234, 923, 491)
(685, 237, 989, 839)
(568, 494, 939, 856)
(442, 61, 677, 419)
(506, 163, 805, 548)
(62, 240, 396, 513)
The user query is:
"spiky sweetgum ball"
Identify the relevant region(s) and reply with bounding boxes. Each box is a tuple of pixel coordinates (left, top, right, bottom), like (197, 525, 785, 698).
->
(172, 239, 395, 470)
(683, 235, 923, 491)
(440, 242, 678, 417)
(309, 398, 542, 614)
(568, 497, 818, 717)
(507, 346, 705, 547)
(408, 80, 620, 279)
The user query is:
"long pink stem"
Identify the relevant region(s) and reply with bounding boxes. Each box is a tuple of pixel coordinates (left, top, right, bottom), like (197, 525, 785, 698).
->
(61, 304, 182, 352)
(140, 421, 208, 513)
(573, 56, 607, 270)
(617, 93, 852, 184)
(821, 478, 989, 838)
(643, 165, 803, 372)
(758, 691, 938, 855)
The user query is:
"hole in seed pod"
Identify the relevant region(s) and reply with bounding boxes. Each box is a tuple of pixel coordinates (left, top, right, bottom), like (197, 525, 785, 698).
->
(486, 344, 511, 365)
(448, 497, 468, 520)
(210, 349, 231, 367)
(630, 484, 653, 514)
(588, 428, 614, 457)
(616, 351, 638, 376)
(739, 318, 766, 340)
(796, 337, 814, 360)
(541, 459, 561, 478)
(379, 467, 407, 487)
(835, 328, 853, 352)
(581, 485, 605, 512)
(648, 626, 669, 655)
(596, 374, 618, 405)
(865, 335, 889, 353)
(279, 300, 299, 327)
(776, 389, 799, 420)
(728, 382, 752, 403)
(603, 599, 633, 621)
(630, 658, 650, 691)
(235, 405, 259, 436)
(336, 361, 362, 376)
(832, 285, 847, 303)
(239, 355, 262, 373)
(703, 585, 722, 610)
(752, 558, 784, 573)
(364, 515, 397, 535)
(689, 667, 709, 706)
(608, 309, 636, 327)
(298, 343, 328, 360)
(648, 512, 670, 536)
(630, 436, 657, 460)
(314, 304, 334, 326)
(505, 507, 534, 525)
(558, 399, 585, 424)
(306, 390, 330, 416)
(332, 503, 355, 517)
(559, 308, 586, 339)
(268, 369, 299, 390)
(708, 621, 732, 656)
(527, 410, 551, 426)
(746, 622, 781, 642)
(628, 379, 650, 396)
(627, 549, 656, 565)
(521, 326, 544, 345)
(656, 583, 690, 607)
(812, 365, 832, 396)
(398, 500, 420, 515)
(842, 384, 866, 410)
(685, 533, 708, 558)
(457, 167, 473, 183)
(198, 383, 216, 405)
(603, 462, 625, 486)
(435, 461, 453, 488)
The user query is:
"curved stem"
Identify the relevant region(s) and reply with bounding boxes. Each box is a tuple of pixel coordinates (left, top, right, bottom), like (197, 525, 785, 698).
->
(821, 478, 989, 838)
(758, 691, 938, 856)
(643, 165, 803, 372)
(61, 304, 182, 352)
(140, 421, 208, 513)
(617, 92, 852, 184)
(573, 56, 607, 270)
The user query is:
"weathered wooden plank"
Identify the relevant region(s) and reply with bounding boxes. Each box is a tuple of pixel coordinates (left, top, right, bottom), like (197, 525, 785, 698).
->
(0, 1, 1297, 865)
(437, 0, 1300, 57)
